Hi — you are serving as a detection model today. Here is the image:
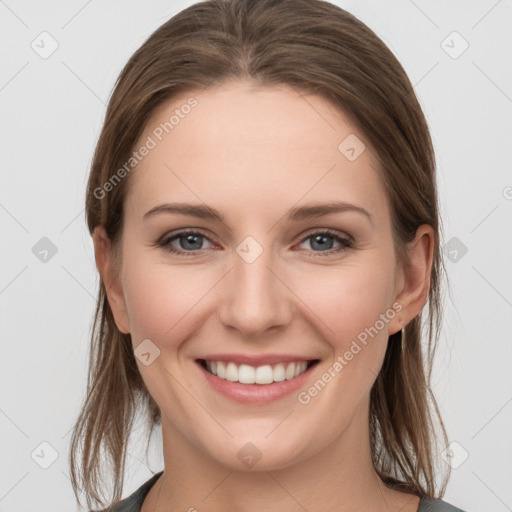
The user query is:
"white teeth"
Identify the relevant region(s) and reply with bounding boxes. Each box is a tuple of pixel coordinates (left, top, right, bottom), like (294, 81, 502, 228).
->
(285, 362, 296, 380)
(238, 364, 255, 384)
(273, 363, 286, 382)
(204, 360, 310, 385)
(226, 362, 238, 382)
(255, 365, 273, 384)
(216, 361, 226, 379)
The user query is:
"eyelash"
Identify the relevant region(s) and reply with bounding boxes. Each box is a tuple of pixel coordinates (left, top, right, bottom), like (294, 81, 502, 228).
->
(157, 228, 354, 257)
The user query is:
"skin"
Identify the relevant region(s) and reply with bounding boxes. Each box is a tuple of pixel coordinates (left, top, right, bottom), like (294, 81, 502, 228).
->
(94, 79, 433, 512)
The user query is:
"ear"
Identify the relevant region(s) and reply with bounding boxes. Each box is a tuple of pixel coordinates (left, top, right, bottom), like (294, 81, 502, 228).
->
(92, 227, 131, 334)
(388, 224, 435, 335)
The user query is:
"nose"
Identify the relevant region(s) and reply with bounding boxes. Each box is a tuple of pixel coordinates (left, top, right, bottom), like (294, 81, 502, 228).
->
(217, 240, 293, 338)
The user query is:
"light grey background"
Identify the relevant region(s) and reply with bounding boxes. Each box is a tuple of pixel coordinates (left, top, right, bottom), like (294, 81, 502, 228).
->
(1, 1, 511, 511)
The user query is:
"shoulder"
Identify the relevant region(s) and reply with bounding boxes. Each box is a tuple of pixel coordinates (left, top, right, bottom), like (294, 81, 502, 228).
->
(418, 497, 468, 512)
(102, 471, 163, 512)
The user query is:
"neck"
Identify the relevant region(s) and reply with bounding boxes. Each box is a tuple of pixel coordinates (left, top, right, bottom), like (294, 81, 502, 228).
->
(148, 403, 419, 512)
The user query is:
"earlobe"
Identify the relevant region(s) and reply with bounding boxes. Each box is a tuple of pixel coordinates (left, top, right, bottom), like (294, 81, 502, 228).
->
(390, 225, 435, 333)
(92, 227, 131, 334)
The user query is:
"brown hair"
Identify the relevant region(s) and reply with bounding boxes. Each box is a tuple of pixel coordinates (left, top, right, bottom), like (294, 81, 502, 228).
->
(70, 0, 450, 509)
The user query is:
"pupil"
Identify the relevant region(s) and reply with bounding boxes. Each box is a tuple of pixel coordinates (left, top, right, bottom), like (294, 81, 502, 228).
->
(312, 235, 333, 251)
(181, 234, 202, 250)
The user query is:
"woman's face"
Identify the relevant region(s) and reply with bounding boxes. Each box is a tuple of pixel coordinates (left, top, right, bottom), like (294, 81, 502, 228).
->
(101, 79, 418, 471)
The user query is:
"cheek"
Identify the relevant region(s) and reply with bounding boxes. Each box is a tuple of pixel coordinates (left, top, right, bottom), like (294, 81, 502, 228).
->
(122, 255, 207, 344)
(292, 264, 397, 424)
(298, 262, 396, 348)
(121, 257, 210, 409)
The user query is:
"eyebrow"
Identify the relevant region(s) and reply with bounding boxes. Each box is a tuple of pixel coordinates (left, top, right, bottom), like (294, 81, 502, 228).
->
(143, 201, 374, 226)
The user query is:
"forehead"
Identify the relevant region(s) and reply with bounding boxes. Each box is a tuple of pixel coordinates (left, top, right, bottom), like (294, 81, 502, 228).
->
(125, 80, 388, 223)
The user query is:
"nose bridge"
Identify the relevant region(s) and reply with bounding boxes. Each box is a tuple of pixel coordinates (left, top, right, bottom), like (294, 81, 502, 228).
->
(218, 235, 291, 336)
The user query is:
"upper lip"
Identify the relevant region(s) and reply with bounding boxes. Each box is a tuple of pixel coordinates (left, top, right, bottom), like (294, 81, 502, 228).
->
(198, 354, 319, 366)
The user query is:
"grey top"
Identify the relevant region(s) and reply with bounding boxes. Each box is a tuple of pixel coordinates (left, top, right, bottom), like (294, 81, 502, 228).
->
(106, 471, 467, 511)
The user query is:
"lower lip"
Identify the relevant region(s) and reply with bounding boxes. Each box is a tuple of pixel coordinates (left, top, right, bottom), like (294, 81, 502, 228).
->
(196, 360, 319, 404)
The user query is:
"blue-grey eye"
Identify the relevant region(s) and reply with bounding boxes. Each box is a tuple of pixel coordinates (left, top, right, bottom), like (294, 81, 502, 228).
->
(178, 233, 204, 250)
(159, 230, 214, 254)
(309, 234, 335, 251)
(299, 231, 352, 253)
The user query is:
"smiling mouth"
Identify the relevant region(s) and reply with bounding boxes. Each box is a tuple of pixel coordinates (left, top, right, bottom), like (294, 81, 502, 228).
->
(197, 359, 320, 385)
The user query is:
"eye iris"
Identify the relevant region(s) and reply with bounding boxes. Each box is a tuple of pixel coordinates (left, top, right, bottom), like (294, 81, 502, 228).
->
(180, 234, 202, 250)
(311, 234, 333, 251)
